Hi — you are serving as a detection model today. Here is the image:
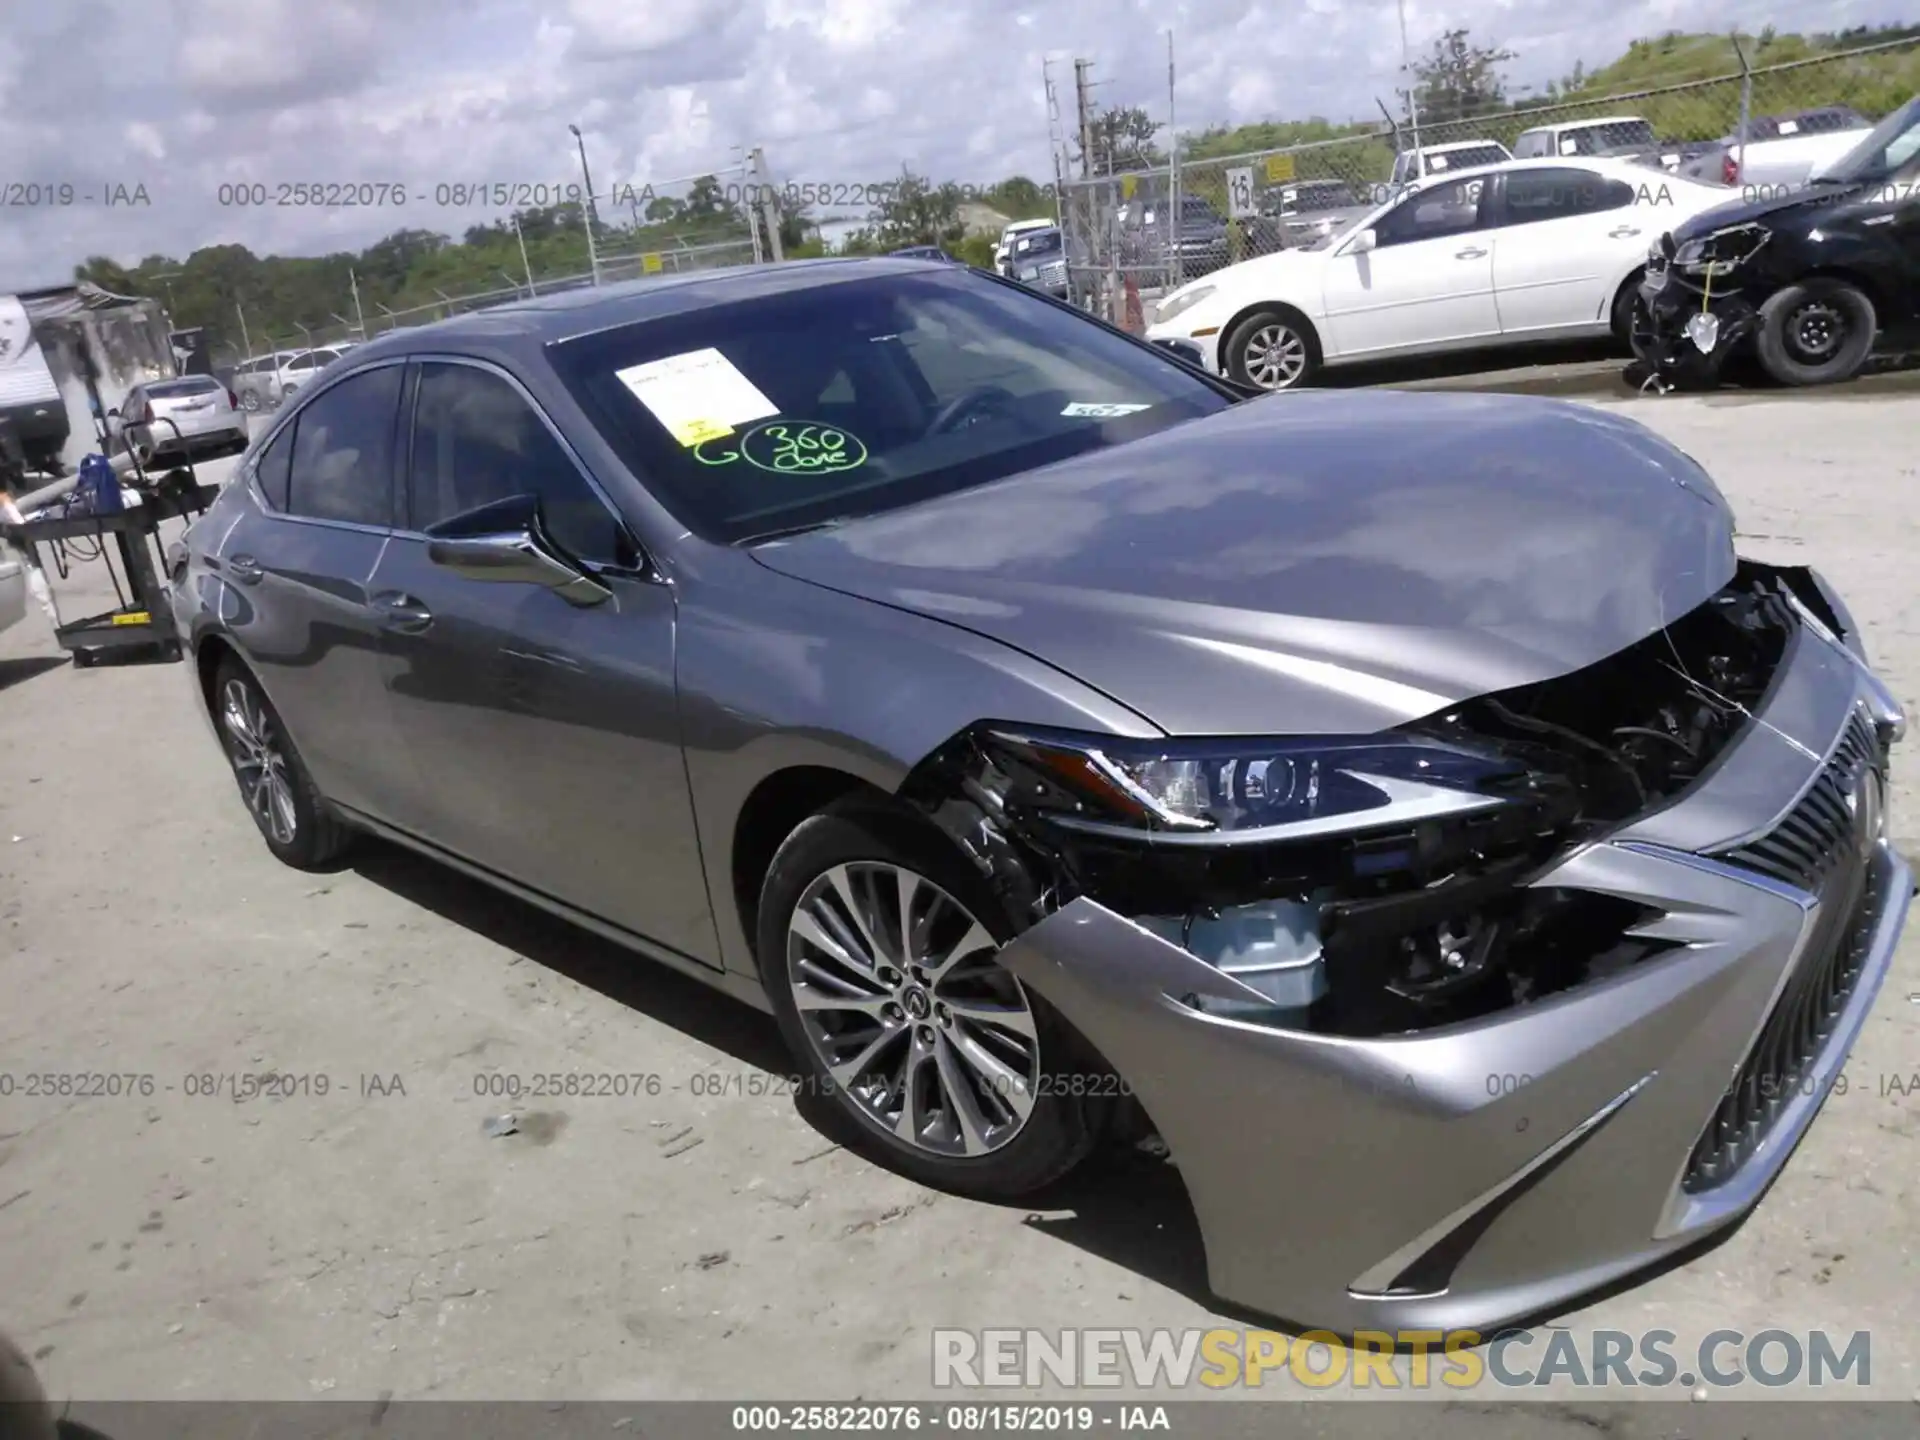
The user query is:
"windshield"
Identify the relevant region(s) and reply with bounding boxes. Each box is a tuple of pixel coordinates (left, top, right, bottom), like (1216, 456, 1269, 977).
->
(1432, 145, 1508, 170)
(1818, 96, 1920, 184)
(548, 269, 1232, 545)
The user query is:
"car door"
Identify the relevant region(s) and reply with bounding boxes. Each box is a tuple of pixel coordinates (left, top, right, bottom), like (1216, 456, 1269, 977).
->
(214, 361, 419, 820)
(368, 357, 720, 966)
(1320, 175, 1499, 357)
(1490, 167, 1647, 335)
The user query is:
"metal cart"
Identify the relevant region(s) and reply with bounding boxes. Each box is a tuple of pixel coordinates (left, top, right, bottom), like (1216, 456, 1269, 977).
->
(1, 472, 217, 666)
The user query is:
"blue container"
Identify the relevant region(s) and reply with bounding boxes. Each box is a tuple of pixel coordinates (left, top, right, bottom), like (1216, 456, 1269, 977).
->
(79, 454, 122, 514)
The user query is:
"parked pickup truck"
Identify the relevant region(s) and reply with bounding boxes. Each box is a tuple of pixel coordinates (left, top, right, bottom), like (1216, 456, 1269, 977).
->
(1510, 115, 1704, 171)
(1676, 105, 1873, 189)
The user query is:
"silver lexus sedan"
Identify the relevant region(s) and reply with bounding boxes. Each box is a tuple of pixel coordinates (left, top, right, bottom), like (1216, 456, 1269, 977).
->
(169, 257, 1909, 1334)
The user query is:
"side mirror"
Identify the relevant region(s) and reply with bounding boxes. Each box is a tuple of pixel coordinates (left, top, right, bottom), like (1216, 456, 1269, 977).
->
(424, 493, 612, 607)
(1344, 228, 1377, 255)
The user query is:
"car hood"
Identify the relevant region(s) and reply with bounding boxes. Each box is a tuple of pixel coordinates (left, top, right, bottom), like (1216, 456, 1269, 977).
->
(1670, 179, 1873, 241)
(748, 390, 1737, 737)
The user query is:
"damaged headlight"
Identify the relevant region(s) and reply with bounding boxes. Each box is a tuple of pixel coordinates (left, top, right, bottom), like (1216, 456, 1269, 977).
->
(981, 729, 1523, 843)
(1673, 222, 1770, 274)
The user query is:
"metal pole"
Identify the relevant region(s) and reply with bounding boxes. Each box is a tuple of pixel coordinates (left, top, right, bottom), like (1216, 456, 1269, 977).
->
(234, 302, 253, 360)
(1731, 32, 1753, 184)
(753, 148, 784, 263)
(1167, 29, 1179, 293)
(348, 267, 366, 340)
(1398, 0, 1423, 172)
(569, 123, 600, 231)
(583, 195, 601, 284)
(513, 214, 536, 293)
(1075, 59, 1095, 180)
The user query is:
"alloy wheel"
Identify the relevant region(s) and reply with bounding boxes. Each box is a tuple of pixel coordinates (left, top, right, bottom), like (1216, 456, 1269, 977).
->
(786, 862, 1039, 1158)
(221, 678, 298, 846)
(1785, 300, 1845, 364)
(1242, 323, 1308, 389)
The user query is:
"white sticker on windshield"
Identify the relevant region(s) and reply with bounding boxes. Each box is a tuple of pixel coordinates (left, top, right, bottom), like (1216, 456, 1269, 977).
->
(1062, 402, 1152, 418)
(615, 347, 778, 448)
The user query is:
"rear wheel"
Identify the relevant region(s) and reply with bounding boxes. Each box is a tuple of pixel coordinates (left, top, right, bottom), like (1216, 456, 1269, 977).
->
(1223, 308, 1318, 390)
(213, 658, 352, 869)
(1755, 279, 1876, 386)
(756, 798, 1104, 1198)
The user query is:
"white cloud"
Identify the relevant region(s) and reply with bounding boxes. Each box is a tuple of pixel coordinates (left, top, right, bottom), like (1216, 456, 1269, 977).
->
(0, 0, 1909, 293)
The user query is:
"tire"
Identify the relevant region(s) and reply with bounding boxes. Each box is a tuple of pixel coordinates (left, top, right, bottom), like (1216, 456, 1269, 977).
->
(212, 657, 353, 870)
(240, 391, 260, 413)
(755, 797, 1105, 1198)
(1755, 279, 1876, 386)
(1223, 307, 1318, 390)
(1610, 271, 1643, 347)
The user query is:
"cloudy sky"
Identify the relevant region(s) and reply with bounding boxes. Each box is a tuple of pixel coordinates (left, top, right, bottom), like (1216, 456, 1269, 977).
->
(0, 0, 1909, 288)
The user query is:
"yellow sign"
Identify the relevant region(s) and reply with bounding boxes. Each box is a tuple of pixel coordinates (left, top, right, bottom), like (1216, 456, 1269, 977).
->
(642, 252, 664, 274)
(1264, 154, 1296, 183)
(1121, 175, 1137, 200)
(111, 611, 152, 626)
(674, 418, 732, 447)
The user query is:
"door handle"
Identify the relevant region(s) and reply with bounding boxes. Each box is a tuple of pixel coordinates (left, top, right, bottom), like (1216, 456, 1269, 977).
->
(226, 553, 263, 586)
(371, 591, 434, 633)
(1455, 246, 1488, 259)
(1608, 225, 1641, 238)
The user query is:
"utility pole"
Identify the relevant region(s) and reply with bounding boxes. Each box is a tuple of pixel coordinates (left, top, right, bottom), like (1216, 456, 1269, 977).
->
(348, 266, 366, 340)
(1074, 59, 1095, 180)
(1397, 0, 1423, 172)
(513, 213, 535, 293)
(234, 302, 253, 361)
(751, 148, 784, 263)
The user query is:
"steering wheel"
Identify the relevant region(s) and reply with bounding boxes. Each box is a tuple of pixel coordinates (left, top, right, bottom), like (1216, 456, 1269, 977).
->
(926, 385, 1020, 437)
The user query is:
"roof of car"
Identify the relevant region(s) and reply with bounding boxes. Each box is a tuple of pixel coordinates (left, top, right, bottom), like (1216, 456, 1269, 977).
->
(1410, 154, 1684, 185)
(335, 257, 958, 359)
(1423, 139, 1509, 152)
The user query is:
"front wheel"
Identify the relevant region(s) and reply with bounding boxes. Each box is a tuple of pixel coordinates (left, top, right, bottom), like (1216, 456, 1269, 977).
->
(756, 799, 1105, 1198)
(1223, 308, 1318, 390)
(1755, 279, 1876, 386)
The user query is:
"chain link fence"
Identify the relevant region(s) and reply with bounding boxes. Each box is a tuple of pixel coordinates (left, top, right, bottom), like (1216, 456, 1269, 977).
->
(1063, 34, 1920, 328)
(587, 160, 776, 283)
(217, 154, 789, 388)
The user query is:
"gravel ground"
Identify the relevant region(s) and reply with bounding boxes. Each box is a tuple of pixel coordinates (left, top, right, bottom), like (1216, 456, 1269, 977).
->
(2, 391, 1917, 1410)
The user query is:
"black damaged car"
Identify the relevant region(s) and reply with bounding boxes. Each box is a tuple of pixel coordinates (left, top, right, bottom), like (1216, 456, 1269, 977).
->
(1635, 94, 1920, 387)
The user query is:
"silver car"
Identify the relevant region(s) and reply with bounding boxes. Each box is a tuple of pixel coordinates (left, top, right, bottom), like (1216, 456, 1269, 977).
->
(112, 375, 250, 466)
(169, 257, 1908, 1334)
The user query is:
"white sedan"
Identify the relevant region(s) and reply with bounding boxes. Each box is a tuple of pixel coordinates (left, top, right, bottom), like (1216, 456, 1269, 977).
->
(1146, 157, 1736, 389)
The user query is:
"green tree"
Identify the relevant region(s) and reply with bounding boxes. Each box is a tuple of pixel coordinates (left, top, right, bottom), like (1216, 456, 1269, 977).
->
(1414, 28, 1515, 123)
(1078, 105, 1164, 174)
(869, 168, 965, 249)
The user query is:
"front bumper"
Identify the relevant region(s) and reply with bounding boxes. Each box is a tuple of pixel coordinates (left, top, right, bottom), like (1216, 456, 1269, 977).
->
(996, 617, 1908, 1333)
(1635, 266, 1762, 385)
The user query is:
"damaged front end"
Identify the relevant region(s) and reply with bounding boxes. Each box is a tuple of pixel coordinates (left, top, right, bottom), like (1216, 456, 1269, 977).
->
(908, 563, 1812, 1042)
(900, 560, 1910, 1331)
(1634, 226, 1771, 388)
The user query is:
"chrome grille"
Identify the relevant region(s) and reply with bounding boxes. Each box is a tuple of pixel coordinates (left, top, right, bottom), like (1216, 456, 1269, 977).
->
(1718, 711, 1877, 891)
(1682, 853, 1880, 1193)
(1684, 707, 1886, 1193)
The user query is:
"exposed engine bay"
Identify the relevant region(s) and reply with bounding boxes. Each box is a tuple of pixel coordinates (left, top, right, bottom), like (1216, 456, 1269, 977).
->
(904, 562, 1822, 1039)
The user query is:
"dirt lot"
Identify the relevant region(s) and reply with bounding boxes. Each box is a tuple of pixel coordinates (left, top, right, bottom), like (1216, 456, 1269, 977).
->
(3, 391, 1919, 1407)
